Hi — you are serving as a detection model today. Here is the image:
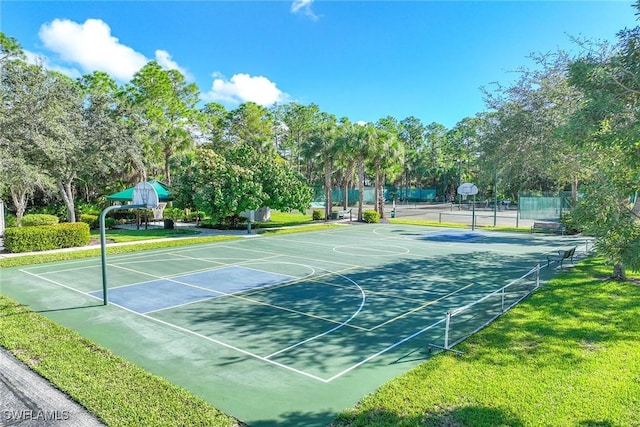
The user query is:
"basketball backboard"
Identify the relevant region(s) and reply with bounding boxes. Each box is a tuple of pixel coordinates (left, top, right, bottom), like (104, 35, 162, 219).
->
(457, 183, 478, 196)
(132, 182, 160, 209)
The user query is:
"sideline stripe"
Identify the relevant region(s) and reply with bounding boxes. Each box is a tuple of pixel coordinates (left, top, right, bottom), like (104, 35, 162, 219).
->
(325, 317, 448, 382)
(264, 270, 366, 359)
(20, 269, 331, 382)
(367, 282, 475, 331)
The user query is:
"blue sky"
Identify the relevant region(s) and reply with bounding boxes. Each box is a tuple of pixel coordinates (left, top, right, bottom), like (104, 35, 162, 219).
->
(2, 1, 638, 128)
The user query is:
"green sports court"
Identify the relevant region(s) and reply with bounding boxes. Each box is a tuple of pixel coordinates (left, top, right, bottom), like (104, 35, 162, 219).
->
(0, 224, 589, 426)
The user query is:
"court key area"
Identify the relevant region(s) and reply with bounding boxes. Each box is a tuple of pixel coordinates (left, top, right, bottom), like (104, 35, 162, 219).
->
(0, 224, 589, 426)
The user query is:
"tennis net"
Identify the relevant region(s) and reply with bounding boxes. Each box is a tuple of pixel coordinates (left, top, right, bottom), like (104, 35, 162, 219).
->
(430, 264, 541, 354)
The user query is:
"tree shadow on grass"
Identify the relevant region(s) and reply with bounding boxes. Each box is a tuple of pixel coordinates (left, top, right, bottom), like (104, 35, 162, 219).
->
(331, 405, 523, 427)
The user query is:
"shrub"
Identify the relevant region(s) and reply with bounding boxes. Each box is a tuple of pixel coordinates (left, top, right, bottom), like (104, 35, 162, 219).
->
(312, 209, 324, 220)
(79, 213, 99, 230)
(560, 212, 582, 235)
(186, 210, 205, 223)
(362, 210, 380, 223)
(105, 218, 117, 229)
(20, 214, 59, 227)
(77, 203, 101, 216)
(164, 207, 184, 221)
(4, 223, 90, 253)
(4, 214, 17, 228)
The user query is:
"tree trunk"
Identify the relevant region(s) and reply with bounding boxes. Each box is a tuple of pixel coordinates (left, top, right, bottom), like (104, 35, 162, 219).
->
(631, 192, 640, 216)
(379, 172, 386, 218)
(57, 180, 76, 222)
(10, 188, 28, 225)
(343, 160, 354, 209)
(164, 150, 172, 186)
(612, 262, 627, 281)
(324, 157, 332, 221)
(374, 163, 380, 216)
(357, 154, 364, 221)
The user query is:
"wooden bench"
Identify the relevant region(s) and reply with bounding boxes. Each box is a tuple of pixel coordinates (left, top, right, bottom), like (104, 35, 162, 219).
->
(531, 221, 565, 235)
(547, 246, 576, 269)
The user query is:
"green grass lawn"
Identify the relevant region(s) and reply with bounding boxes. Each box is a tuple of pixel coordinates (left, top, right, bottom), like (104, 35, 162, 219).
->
(0, 296, 241, 426)
(389, 217, 529, 233)
(90, 227, 200, 242)
(256, 209, 315, 227)
(333, 258, 640, 426)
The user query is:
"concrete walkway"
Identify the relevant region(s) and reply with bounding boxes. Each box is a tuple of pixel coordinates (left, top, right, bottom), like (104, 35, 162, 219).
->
(0, 348, 105, 426)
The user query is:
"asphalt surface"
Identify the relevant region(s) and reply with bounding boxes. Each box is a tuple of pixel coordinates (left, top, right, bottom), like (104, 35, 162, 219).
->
(0, 207, 533, 426)
(0, 348, 105, 427)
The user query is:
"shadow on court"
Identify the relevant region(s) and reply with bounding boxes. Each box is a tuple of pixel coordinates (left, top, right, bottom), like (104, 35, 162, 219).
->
(0, 223, 589, 426)
(35, 304, 104, 314)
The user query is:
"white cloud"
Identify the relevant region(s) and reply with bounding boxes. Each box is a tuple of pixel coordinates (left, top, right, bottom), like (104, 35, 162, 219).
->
(154, 49, 192, 80)
(24, 49, 82, 79)
(203, 73, 289, 106)
(38, 18, 148, 81)
(291, 0, 319, 20)
(37, 18, 190, 82)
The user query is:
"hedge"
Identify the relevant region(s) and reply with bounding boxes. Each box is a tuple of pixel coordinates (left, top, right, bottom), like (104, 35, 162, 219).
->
(4, 223, 91, 253)
(79, 213, 99, 230)
(20, 214, 59, 227)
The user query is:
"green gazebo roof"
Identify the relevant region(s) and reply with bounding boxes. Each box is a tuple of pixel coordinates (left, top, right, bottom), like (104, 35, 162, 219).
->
(106, 180, 172, 202)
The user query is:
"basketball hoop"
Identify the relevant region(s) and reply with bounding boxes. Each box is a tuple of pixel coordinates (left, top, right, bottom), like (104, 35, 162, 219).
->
(132, 182, 160, 209)
(457, 182, 478, 196)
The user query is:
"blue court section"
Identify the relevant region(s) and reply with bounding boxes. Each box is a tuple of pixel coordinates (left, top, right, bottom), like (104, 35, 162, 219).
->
(90, 266, 293, 314)
(420, 230, 485, 242)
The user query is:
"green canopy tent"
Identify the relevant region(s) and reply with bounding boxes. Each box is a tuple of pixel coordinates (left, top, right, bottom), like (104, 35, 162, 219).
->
(106, 180, 172, 203)
(106, 180, 173, 228)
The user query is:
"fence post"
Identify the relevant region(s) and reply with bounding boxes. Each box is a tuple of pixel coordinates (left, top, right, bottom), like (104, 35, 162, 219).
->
(0, 199, 4, 237)
(444, 311, 451, 349)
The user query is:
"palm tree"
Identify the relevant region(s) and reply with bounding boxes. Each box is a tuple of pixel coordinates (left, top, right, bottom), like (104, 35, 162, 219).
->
(307, 113, 339, 219)
(371, 119, 404, 217)
(342, 121, 375, 221)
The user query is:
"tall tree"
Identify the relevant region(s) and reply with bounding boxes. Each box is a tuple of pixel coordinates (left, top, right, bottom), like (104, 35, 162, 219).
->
(192, 145, 311, 224)
(372, 117, 403, 216)
(307, 112, 339, 219)
(227, 102, 275, 153)
(200, 102, 230, 151)
(482, 52, 586, 198)
(127, 61, 199, 184)
(0, 33, 48, 220)
(398, 116, 426, 196)
(277, 102, 321, 172)
(566, 20, 640, 279)
(342, 121, 375, 221)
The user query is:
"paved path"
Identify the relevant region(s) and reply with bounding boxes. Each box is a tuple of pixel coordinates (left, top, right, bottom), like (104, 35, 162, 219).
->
(0, 348, 105, 426)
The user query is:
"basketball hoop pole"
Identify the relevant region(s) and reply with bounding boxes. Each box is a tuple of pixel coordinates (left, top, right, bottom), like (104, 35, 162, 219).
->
(99, 204, 145, 305)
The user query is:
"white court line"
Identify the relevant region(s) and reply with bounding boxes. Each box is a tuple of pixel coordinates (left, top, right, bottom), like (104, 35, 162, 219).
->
(21, 264, 453, 383)
(20, 270, 105, 303)
(19, 267, 331, 382)
(265, 270, 366, 359)
(141, 267, 372, 331)
(333, 243, 410, 257)
(325, 317, 448, 382)
(141, 295, 220, 315)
